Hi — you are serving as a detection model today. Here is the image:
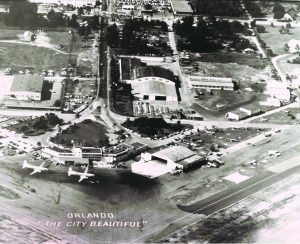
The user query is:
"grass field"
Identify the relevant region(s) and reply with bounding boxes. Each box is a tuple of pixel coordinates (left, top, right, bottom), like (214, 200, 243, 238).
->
(52, 120, 109, 147)
(199, 53, 269, 69)
(259, 26, 300, 55)
(182, 62, 271, 85)
(0, 42, 72, 73)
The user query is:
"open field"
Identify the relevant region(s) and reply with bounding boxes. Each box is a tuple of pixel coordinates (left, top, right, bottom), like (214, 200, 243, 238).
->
(177, 127, 267, 154)
(191, 89, 268, 120)
(198, 53, 269, 69)
(259, 26, 300, 55)
(0, 43, 71, 73)
(252, 107, 300, 125)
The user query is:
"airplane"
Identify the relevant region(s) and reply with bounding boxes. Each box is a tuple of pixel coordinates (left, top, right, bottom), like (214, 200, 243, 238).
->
(22, 160, 48, 175)
(68, 166, 95, 182)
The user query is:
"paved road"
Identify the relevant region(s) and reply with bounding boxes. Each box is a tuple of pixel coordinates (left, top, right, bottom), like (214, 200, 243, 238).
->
(177, 165, 300, 215)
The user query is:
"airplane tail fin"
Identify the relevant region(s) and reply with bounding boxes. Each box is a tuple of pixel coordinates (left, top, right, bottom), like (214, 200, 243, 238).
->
(68, 167, 73, 176)
(22, 160, 28, 169)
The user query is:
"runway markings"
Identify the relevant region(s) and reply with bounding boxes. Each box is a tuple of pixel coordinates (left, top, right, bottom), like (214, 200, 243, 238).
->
(223, 171, 251, 184)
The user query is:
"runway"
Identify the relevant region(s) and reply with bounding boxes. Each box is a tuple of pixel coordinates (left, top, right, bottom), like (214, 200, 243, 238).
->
(178, 165, 300, 215)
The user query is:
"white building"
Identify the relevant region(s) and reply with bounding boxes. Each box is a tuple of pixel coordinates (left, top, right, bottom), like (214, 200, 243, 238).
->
(41, 146, 102, 165)
(131, 146, 204, 178)
(287, 39, 300, 53)
(267, 80, 291, 101)
(260, 97, 282, 107)
(29, 0, 97, 7)
(188, 76, 234, 90)
(6, 75, 44, 101)
(130, 77, 178, 102)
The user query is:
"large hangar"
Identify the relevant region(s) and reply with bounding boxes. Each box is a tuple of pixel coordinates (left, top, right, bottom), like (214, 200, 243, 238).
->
(131, 146, 204, 178)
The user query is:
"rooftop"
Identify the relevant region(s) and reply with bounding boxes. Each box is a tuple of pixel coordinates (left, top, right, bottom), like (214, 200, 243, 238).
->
(152, 146, 195, 163)
(120, 57, 176, 82)
(171, 0, 193, 14)
(80, 147, 102, 154)
(10, 75, 44, 93)
(131, 78, 177, 97)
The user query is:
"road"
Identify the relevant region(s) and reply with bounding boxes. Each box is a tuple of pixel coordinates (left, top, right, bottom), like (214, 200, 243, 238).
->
(177, 164, 300, 215)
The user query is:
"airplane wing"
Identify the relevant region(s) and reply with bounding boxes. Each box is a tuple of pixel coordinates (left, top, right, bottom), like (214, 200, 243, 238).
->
(78, 175, 85, 182)
(39, 162, 46, 168)
(83, 166, 89, 174)
(30, 169, 38, 175)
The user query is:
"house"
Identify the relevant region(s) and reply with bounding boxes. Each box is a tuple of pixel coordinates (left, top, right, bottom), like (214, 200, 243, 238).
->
(225, 110, 248, 121)
(225, 105, 262, 121)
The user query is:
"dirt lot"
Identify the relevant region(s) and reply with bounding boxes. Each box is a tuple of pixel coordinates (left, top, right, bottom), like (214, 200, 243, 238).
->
(0, 42, 71, 73)
(252, 107, 300, 125)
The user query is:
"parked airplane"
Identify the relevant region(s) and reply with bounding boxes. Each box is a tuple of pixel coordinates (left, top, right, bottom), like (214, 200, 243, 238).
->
(23, 160, 48, 175)
(68, 166, 95, 182)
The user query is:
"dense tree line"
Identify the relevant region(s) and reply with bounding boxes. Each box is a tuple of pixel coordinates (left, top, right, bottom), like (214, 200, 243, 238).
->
(190, 0, 243, 17)
(173, 17, 254, 53)
(106, 19, 170, 55)
(244, 1, 265, 18)
(273, 3, 285, 19)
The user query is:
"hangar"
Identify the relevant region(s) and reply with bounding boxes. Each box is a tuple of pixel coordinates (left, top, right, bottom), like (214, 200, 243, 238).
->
(130, 77, 178, 102)
(131, 146, 204, 178)
(6, 75, 44, 101)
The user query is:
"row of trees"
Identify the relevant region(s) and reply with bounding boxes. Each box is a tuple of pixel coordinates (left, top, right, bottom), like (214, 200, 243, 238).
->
(173, 16, 255, 53)
(244, 1, 264, 18)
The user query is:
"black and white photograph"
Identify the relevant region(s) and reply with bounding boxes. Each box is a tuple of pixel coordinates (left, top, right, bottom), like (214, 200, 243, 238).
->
(0, 0, 300, 243)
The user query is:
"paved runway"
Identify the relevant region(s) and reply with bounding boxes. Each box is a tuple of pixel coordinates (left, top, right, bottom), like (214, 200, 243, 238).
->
(178, 165, 300, 215)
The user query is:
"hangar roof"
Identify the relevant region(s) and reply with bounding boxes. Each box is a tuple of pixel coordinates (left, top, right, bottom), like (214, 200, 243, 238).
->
(131, 78, 177, 98)
(11, 75, 44, 93)
(152, 146, 195, 163)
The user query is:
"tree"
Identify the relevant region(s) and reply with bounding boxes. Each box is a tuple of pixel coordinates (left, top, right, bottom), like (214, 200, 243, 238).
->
(106, 24, 119, 47)
(273, 3, 285, 19)
(54, 100, 61, 107)
(284, 43, 289, 52)
(76, 113, 81, 119)
(46, 113, 63, 126)
(6, 1, 38, 27)
(144, 4, 152, 11)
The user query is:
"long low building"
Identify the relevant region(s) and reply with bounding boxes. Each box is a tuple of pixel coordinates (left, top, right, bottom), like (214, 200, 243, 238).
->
(29, 0, 97, 6)
(131, 77, 178, 102)
(188, 76, 234, 90)
(41, 143, 147, 165)
(171, 0, 193, 15)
